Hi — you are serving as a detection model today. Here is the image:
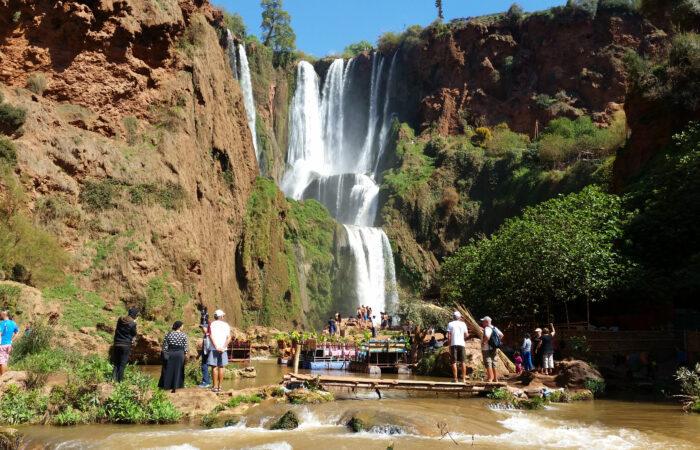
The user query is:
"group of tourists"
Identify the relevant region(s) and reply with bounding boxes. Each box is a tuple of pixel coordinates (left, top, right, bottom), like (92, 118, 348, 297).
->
(516, 323, 556, 375)
(445, 312, 504, 383)
(111, 307, 233, 393)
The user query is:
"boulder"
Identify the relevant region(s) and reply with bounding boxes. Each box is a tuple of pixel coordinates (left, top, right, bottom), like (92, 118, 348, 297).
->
(555, 360, 602, 389)
(96, 322, 115, 334)
(343, 410, 413, 435)
(0, 427, 22, 450)
(270, 410, 299, 430)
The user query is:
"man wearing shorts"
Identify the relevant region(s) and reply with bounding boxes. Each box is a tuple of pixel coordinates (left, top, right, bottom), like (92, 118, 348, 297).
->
(481, 316, 504, 382)
(446, 311, 469, 383)
(0, 310, 19, 375)
(207, 309, 231, 392)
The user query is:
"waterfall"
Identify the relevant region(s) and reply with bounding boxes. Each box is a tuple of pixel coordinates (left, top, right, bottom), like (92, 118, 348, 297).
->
(226, 30, 238, 79)
(238, 44, 258, 162)
(282, 54, 400, 314)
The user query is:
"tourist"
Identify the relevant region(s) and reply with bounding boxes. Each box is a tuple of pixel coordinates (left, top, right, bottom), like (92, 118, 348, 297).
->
(356, 307, 362, 320)
(446, 311, 469, 383)
(328, 316, 337, 335)
(112, 307, 139, 383)
(334, 312, 341, 334)
(481, 316, 504, 382)
(521, 333, 533, 372)
(371, 315, 378, 338)
(532, 328, 543, 373)
(387, 314, 393, 329)
(0, 310, 19, 375)
(538, 323, 556, 375)
(199, 307, 209, 327)
(514, 351, 523, 375)
(198, 325, 212, 388)
(207, 309, 231, 393)
(380, 312, 388, 330)
(159, 321, 189, 393)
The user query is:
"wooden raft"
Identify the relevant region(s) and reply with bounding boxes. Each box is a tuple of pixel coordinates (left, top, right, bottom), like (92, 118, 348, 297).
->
(283, 373, 506, 396)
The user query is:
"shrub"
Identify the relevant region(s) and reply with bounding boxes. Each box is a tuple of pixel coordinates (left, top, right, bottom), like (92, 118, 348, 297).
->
(104, 382, 148, 423)
(506, 3, 525, 22)
(26, 72, 46, 96)
(0, 103, 27, 135)
(520, 396, 546, 409)
(472, 127, 492, 147)
(35, 194, 82, 228)
(535, 93, 557, 109)
(0, 136, 17, 166)
(147, 389, 181, 423)
(487, 387, 512, 400)
(439, 186, 459, 213)
(377, 25, 424, 54)
(80, 179, 118, 211)
(548, 389, 572, 403)
(0, 385, 48, 425)
(584, 377, 606, 397)
(342, 40, 374, 57)
(0, 284, 21, 314)
(122, 116, 140, 146)
(675, 363, 700, 398)
(10, 318, 54, 360)
(54, 408, 86, 426)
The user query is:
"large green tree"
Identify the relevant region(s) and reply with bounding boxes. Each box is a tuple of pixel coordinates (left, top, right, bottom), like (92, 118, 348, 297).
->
(260, 0, 296, 52)
(435, 0, 444, 19)
(440, 186, 633, 320)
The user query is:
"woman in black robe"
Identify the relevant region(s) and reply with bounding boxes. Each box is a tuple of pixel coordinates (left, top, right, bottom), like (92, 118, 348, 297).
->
(159, 321, 189, 393)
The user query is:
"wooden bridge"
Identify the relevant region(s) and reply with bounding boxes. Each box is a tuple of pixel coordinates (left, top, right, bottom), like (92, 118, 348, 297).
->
(283, 373, 507, 398)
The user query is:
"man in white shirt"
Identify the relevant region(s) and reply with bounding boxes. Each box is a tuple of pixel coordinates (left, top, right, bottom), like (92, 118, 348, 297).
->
(446, 311, 469, 383)
(207, 309, 231, 392)
(481, 316, 504, 382)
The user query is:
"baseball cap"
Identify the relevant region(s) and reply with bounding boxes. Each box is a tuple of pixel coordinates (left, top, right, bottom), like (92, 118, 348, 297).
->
(535, 328, 542, 332)
(480, 316, 492, 322)
(214, 309, 225, 318)
(453, 311, 461, 319)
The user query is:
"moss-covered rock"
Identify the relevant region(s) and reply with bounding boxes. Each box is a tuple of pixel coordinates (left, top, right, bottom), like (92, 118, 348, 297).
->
(270, 410, 299, 430)
(0, 427, 22, 450)
(285, 388, 334, 404)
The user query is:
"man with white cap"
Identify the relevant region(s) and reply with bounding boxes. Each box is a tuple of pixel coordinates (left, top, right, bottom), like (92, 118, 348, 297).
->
(481, 316, 504, 382)
(207, 309, 231, 392)
(446, 311, 469, 383)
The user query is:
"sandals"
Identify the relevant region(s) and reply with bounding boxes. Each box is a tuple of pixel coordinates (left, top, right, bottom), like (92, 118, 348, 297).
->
(210, 387, 222, 393)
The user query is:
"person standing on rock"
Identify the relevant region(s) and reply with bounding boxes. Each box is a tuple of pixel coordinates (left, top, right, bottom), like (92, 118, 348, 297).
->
(0, 310, 19, 375)
(446, 311, 469, 383)
(112, 307, 139, 382)
(521, 332, 533, 372)
(538, 324, 556, 375)
(481, 316, 504, 382)
(207, 309, 231, 393)
(532, 328, 543, 373)
(159, 321, 189, 393)
(198, 325, 212, 388)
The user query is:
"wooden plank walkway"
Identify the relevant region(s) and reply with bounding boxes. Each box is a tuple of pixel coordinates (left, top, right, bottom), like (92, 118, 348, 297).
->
(283, 373, 506, 396)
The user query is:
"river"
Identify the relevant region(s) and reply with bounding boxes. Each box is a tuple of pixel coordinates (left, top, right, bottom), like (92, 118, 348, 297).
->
(18, 359, 700, 449)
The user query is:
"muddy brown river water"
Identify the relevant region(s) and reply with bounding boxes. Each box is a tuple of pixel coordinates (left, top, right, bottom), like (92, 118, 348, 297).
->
(19, 359, 700, 449)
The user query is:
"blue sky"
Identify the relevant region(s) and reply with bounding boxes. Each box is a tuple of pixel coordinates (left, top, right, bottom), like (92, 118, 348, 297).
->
(215, 0, 567, 56)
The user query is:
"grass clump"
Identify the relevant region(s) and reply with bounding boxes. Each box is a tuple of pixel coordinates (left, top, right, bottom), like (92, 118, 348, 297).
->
(0, 136, 17, 166)
(0, 102, 26, 135)
(80, 179, 118, 211)
(26, 72, 46, 96)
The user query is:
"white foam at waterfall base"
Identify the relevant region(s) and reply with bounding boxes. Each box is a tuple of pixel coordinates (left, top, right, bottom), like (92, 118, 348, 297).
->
(451, 414, 668, 449)
(241, 443, 292, 450)
(238, 44, 258, 164)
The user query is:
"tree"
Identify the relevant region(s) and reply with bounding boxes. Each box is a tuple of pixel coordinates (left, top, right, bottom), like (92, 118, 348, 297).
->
(342, 40, 374, 57)
(506, 3, 525, 22)
(435, 0, 444, 19)
(440, 186, 633, 321)
(260, 0, 296, 52)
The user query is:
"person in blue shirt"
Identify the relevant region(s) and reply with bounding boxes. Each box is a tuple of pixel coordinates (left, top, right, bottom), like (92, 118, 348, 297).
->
(0, 310, 20, 375)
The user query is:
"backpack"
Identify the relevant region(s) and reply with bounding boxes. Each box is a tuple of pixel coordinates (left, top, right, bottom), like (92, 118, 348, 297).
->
(488, 326, 502, 350)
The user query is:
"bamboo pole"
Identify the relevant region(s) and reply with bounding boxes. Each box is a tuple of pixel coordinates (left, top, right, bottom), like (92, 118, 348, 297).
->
(454, 304, 516, 374)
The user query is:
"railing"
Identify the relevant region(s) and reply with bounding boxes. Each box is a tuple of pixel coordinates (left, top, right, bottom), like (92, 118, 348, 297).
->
(227, 339, 251, 363)
(299, 340, 358, 362)
(357, 340, 408, 367)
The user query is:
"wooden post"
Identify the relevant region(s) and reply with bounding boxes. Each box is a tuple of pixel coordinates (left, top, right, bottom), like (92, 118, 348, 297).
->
(293, 341, 300, 374)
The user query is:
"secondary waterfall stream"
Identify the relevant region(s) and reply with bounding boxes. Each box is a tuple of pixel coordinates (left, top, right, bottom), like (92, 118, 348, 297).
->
(281, 55, 399, 315)
(227, 30, 260, 168)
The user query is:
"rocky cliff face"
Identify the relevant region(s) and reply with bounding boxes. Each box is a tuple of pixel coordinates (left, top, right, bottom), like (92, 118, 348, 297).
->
(0, 0, 261, 325)
(392, 11, 666, 138)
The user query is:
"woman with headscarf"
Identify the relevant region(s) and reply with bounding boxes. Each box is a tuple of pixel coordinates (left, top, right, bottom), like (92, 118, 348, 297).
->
(159, 321, 189, 393)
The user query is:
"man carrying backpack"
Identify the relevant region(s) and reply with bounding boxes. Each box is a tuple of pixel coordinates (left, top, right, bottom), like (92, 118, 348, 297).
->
(481, 316, 504, 382)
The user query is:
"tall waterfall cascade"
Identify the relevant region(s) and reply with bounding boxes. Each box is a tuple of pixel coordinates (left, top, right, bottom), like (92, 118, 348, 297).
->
(281, 54, 399, 315)
(226, 30, 260, 168)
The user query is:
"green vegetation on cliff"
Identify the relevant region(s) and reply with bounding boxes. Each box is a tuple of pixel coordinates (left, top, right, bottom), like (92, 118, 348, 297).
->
(238, 177, 343, 328)
(380, 115, 622, 292)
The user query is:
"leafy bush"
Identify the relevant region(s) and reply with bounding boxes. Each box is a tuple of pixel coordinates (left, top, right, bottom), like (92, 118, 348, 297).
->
(377, 25, 424, 54)
(487, 387, 512, 400)
(568, 336, 592, 360)
(549, 389, 572, 403)
(147, 389, 181, 423)
(104, 382, 148, 423)
(221, 7, 248, 39)
(26, 72, 46, 96)
(471, 127, 492, 147)
(342, 40, 374, 57)
(0, 385, 48, 424)
(10, 318, 54, 361)
(0, 284, 21, 315)
(506, 3, 525, 22)
(675, 363, 700, 398)
(521, 396, 546, 409)
(584, 377, 606, 397)
(54, 408, 86, 426)
(80, 179, 118, 211)
(0, 136, 17, 166)
(35, 194, 82, 229)
(0, 102, 26, 135)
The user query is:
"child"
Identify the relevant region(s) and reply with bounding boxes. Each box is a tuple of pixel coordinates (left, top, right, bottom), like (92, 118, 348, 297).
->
(514, 351, 523, 375)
